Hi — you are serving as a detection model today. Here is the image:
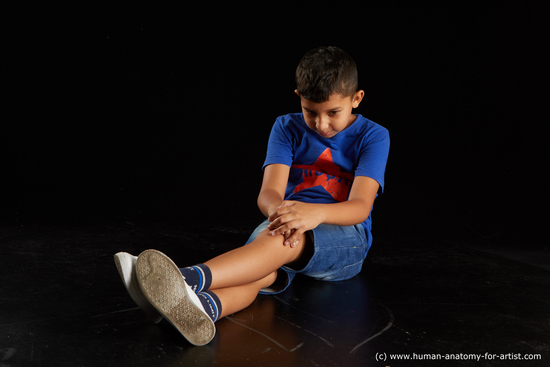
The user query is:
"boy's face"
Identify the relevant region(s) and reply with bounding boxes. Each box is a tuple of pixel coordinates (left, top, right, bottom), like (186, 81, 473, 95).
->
(295, 90, 364, 139)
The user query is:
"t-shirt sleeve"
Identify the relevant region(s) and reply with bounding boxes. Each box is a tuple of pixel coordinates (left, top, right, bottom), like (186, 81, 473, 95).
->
(262, 116, 294, 170)
(355, 126, 390, 193)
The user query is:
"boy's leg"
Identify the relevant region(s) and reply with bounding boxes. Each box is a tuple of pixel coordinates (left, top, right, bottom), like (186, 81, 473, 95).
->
(135, 250, 278, 344)
(204, 228, 312, 290)
(210, 271, 278, 318)
(132, 229, 313, 345)
(136, 250, 216, 346)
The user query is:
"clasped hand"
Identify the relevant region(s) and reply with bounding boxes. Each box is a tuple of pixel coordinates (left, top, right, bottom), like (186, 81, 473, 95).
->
(267, 201, 323, 248)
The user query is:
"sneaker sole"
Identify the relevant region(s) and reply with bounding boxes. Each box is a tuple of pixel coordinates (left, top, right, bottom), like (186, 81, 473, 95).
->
(114, 252, 163, 324)
(136, 249, 216, 346)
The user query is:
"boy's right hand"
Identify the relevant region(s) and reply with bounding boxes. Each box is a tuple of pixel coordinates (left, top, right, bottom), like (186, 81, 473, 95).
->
(267, 201, 324, 248)
(265, 205, 298, 247)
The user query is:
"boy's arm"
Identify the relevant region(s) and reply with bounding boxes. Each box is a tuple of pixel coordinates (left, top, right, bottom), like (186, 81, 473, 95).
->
(267, 176, 380, 246)
(257, 164, 291, 217)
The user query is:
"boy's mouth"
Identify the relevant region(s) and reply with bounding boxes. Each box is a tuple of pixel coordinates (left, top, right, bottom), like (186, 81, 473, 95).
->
(318, 130, 334, 137)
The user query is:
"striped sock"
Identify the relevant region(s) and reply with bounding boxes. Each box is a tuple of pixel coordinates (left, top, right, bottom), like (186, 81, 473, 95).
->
(179, 264, 212, 293)
(197, 290, 222, 322)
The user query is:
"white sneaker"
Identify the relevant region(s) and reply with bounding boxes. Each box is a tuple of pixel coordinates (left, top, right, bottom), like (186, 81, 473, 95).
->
(136, 249, 216, 346)
(114, 252, 163, 324)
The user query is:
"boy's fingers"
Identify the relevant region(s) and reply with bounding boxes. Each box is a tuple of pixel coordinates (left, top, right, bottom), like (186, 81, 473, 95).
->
(268, 211, 280, 223)
(267, 218, 279, 231)
(269, 221, 297, 239)
(268, 212, 294, 230)
(284, 229, 302, 248)
(268, 200, 299, 222)
(284, 230, 293, 240)
(268, 204, 295, 223)
(268, 211, 283, 224)
(269, 224, 289, 238)
(270, 225, 302, 248)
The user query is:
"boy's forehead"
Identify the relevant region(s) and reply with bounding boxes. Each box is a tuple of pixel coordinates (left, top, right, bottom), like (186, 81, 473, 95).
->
(301, 94, 351, 109)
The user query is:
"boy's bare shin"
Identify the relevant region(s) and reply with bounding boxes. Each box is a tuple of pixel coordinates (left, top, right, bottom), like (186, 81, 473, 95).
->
(211, 271, 278, 318)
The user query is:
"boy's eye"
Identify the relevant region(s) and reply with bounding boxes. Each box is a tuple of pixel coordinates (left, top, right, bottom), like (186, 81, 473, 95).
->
(303, 109, 339, 116)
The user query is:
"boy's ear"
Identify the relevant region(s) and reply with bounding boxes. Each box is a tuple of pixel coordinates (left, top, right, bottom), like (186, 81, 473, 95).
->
(294, 89, 301, 97)
(352, 90, 365, 108)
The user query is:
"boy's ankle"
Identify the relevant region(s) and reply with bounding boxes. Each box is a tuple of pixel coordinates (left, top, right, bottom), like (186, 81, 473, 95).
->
(180, 264, 212, 293)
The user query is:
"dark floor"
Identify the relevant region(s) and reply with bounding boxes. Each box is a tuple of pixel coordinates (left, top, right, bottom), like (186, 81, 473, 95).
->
(1, 220, 549, 366)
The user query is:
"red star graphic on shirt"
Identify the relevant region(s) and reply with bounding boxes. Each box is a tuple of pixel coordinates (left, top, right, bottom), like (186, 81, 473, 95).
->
(291, 148, 354, 202)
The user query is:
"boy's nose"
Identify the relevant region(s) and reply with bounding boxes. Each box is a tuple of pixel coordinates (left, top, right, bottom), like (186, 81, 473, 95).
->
(316, 116, 329, 131)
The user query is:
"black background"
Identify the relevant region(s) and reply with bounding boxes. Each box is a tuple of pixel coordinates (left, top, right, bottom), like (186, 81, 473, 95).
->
(2, 2, 545, 246)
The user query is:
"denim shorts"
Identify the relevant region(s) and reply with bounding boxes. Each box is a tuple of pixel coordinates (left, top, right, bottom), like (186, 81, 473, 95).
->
(244, 220, 371, 295)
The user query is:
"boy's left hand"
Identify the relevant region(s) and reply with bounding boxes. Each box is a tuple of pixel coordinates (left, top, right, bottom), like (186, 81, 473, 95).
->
(267, 201, 323, 247)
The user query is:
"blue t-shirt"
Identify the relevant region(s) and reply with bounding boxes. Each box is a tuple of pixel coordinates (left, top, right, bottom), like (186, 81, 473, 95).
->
(263, 113, 390, 234)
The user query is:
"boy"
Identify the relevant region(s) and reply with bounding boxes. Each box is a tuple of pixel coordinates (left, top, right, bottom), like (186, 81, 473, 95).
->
(114, 46, 390, 346)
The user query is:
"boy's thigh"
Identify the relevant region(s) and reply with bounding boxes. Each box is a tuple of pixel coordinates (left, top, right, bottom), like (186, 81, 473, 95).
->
(246, 220, 369, 281)
(298, 223, 369, 281)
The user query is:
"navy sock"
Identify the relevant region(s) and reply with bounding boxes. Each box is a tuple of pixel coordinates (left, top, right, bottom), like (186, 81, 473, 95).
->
(197, 290, 222, 322)
(179, 264, 212, 293)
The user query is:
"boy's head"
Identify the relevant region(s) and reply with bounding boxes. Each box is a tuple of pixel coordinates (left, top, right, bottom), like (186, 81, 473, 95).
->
(295, 46, 364, 138)
(295, 46, 358, 103)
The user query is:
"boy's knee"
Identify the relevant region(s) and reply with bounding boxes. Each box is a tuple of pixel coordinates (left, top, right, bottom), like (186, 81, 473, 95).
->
(285, 231, 314, 270)
(249, 229, 310, 265)
(264, 270, 278, 287)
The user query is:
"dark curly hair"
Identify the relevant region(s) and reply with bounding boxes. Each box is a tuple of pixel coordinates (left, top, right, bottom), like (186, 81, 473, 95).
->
(295, 46, 358, 103)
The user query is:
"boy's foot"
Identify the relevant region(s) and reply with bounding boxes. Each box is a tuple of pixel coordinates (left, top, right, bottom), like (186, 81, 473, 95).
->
(136, 249, 216, 346)
(114, 252, 163, 324)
